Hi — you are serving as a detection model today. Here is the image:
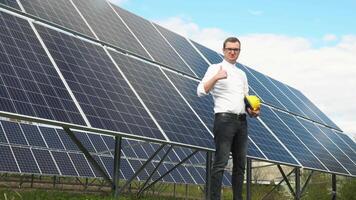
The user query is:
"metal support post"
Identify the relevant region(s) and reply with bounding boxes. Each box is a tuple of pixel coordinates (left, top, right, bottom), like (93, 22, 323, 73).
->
(113, 136, 122, 198)
(64, 127, 112, 184)
(246, 158, 252, 200)
(332, 174, 336, 200)
(205, 151, 212, 200)
(295, 168, 301, 200)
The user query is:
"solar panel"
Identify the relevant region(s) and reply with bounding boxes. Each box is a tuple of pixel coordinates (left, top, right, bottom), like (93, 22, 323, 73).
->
(0, 0, 19, 10)
(297, 119, 356, 175)
(260, 107, 326, 171)
(51, 151, 78, 176)
(247, 113, 299, 166)
(39, 126, 65, 150)
(32, 148, 60, 175)
(0, 12, 86, 125)
(154, 23, 209, 78)
(244, 66, 305, 117)
(19, 123, 47, 147)
(287, 85, 341, 130)
(1, 120, 27, 145)
(18, 0, 95, 38)
(111, 4, 196, 77)
(237, 64, 286, 109)
(274, 110, 349, 175)
(0, 145, 19, 172)
(164, 69, 214, 131)
(69, 152, 95, 177)
(108, 50, 214, 149)
(12, 146, 40, 173)
(318, 126, 356, 167)
(71, 0, 150, 60)
(335, 131, 356, 152)
(247, 140, 267, 159)
(266, 77, 324, 125)
(0, 121, 7, 143)
(190, 40, 223, 65)
(35, 23, 165, 140)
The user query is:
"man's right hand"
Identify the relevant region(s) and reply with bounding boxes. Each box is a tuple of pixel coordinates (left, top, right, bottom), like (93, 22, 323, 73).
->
(214, 66, 227, 80)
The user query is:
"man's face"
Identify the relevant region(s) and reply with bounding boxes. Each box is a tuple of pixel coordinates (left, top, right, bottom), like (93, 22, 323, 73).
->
(223, 41, 240, 64)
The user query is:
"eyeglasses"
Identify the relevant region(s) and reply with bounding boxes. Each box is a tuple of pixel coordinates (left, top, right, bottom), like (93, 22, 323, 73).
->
(224, 48, 241, 52)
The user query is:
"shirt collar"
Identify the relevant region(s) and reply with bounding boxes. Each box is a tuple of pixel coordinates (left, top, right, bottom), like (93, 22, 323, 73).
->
(222, 59, 236, 68)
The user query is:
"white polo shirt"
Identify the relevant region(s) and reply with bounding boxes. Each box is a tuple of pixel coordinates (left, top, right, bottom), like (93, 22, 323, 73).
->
(197, 60, 249, 114)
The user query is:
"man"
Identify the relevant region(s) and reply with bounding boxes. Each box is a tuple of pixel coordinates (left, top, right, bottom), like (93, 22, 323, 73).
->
(197, 37, 260, 200)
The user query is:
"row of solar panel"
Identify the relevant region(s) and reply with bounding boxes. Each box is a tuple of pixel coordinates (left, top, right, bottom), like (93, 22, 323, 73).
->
(0, 7, 355, 177)
(0, 119, 232, 186)
(0, 0, 340, 131)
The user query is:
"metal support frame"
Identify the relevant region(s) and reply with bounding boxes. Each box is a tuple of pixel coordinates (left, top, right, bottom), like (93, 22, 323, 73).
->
(142, 150, 199, 192)
(119, 144, 166, 193)
(300, 170, 314, 196)
(332, 174, 337, 200)
(137, 145, 173, 196)
(262, 168, 295, 200)
(205, 151, 212, 200)
(246, 158, 252, 200)
(113, 136, 122, 198)
(277, 165, 295, 197)
(295, 167, 301, 200)
(63, 127, 112, 184)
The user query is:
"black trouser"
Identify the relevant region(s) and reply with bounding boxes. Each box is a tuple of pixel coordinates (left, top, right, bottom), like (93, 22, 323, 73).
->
(210, 113, 248, 200)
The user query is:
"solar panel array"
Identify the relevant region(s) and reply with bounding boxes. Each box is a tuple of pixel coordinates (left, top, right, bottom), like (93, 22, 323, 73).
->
(0, 0, 355, 188)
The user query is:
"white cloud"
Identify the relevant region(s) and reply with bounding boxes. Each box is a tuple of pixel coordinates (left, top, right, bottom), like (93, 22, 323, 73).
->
(323, 34, 337, 42)
(156, 17, 356, 141)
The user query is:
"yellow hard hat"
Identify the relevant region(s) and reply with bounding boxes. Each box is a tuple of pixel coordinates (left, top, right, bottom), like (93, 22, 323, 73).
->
(244, 95, 261, 111)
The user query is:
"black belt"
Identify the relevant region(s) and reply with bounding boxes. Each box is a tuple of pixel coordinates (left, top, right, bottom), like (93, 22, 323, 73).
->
(215, 113, 246, 121)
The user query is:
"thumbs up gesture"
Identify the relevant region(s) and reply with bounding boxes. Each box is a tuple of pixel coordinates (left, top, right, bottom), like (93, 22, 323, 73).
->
(215, 66, 227, 80)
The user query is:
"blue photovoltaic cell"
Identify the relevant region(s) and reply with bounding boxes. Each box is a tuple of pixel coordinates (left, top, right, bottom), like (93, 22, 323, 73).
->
(35, 24, 164, 140)
(154, 162, 175, 183)
(72, 0, 150, 60)
(186, 166, 204, 184)
(92, 155, 110, 178)
(39, 126, 65, 150)
(20, 123, 47, 147)
(318, 126, 356, 167)
(223, 171, 232, 186)
(128, 159, 149, 181)
(1, 120, 27, 145)
(288, 86, 341, 130)
(51, 151, 78, 176)
(298, 119, 355, 175)
(109, 50, 214, 149)
(245, 66, 304, 116)
(177, 165, 195, 184)
(118, 157, 135, 180)
(261, 107, 326, 170)
(336, 132, 356, 152)
(275, 111, 348, 175)
(32, 148, 59, 175)
(190, 40, 223, 65)
(0, 12, 86, 125)
(164, 70, 214, 131)
(56, 129, 80, 151)
(69, 152, 95, 177)
(0, 0, 20, 10)
(247, 113, 299, 166)
(19, 0, 95, 38)
(12, 147, 40, 174)
(111, 5, 195, 77)
(0, 121, 7, 143)
(154, 24, 209, 78)
(86, 133, 111, 155)
(247, 139, 266, 159)
(237, 64, 286, 109)
(0, 145, 19, 172)
(165, 163, 184, 183)
(266, 77, 323, 124)
(73, 131, 96, 153)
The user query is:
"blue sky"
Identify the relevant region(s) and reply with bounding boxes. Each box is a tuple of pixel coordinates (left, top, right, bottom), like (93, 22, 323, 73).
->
(117, 0, 356, 47)
(112, 0, 356, 139)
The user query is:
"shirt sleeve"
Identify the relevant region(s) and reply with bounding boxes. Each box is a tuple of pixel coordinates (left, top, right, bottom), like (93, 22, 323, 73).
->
(197, 65, 218, 97)
(243, 72, 249, 96)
